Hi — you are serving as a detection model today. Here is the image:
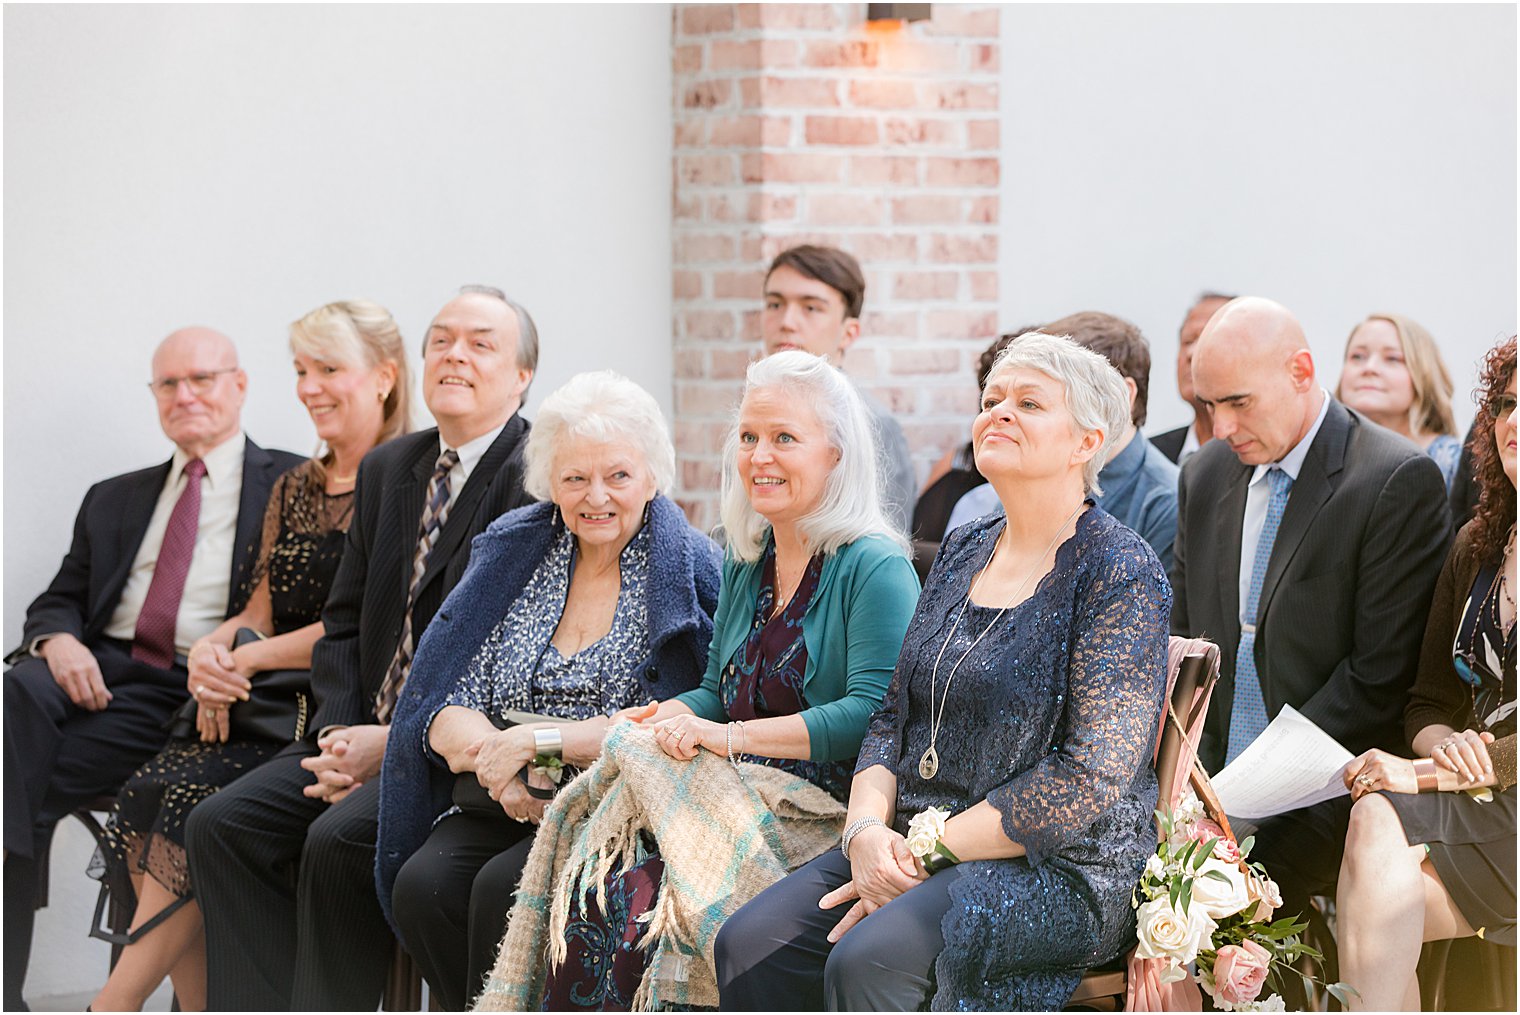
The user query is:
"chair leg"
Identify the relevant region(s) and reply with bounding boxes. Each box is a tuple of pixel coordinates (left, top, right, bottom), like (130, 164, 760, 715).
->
(384, 939, 422, 1011)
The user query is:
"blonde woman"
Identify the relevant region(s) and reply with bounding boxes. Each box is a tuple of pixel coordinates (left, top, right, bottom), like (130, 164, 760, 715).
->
(1336, 312, 1461, 487)
(88, 301, 408, 1011)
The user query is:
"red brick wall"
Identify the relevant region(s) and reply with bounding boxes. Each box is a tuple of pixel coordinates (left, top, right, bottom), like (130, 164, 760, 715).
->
(672, 3, 1001, 527)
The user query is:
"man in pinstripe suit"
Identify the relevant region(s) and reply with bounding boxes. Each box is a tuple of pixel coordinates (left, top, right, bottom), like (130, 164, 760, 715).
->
(1171, 296, 1451, 925)
(186, 288, 537, 1011)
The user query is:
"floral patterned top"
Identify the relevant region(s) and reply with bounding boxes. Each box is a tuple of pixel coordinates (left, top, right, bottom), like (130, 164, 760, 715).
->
(441, 523, 652, 723)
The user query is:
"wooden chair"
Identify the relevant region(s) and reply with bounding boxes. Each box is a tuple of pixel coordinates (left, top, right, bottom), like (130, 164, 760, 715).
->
(383, 938, 424, 1011)
(1066, 638, 1222, 1011)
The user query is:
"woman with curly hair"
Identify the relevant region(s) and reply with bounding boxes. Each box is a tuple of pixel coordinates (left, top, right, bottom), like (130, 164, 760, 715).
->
(1338, 334, 1516, 1010)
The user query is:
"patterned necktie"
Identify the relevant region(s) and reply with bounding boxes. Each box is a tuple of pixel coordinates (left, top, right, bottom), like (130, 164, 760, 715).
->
(132, 458, 207, 669)
(375, 448, 460, 723)
(1226, 466, 1294, 763)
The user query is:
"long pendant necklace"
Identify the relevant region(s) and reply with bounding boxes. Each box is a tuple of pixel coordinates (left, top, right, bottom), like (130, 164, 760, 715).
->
(919, 501, 1084, 780)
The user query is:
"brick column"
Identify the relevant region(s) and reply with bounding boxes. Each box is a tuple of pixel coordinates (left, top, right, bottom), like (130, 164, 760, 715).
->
(671, 3, 1001, 529)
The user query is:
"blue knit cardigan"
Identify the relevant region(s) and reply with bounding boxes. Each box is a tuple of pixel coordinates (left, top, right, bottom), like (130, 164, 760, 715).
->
(375, 495, 721, 928)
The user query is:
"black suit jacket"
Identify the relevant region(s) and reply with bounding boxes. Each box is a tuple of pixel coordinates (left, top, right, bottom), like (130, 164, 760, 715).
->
(1150, 424, 1189, 464)
(1171, 400, 1452, 773)
(308, 418, 531, 732)
(11, 437, 302, 663)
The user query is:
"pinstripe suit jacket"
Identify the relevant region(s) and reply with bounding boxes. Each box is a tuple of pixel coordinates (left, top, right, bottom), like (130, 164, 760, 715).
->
(1171, 399, 1452, 774)
(308, 419, 531, 733)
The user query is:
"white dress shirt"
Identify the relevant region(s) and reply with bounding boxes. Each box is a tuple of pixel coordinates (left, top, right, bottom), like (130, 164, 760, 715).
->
(1237, 393, 1331, 625)
(104, 433, 246, 655)
(1179, 425, 1202, 463)
(443, 422, 506, 501)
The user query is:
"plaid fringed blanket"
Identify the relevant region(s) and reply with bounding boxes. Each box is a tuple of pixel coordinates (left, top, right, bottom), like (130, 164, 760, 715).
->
(473, 722, 847, 1011)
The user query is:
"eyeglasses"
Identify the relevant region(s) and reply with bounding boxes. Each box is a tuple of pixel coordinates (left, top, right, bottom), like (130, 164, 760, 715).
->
(147, 367, 239, 399)
(1486, 393, 1517, 418)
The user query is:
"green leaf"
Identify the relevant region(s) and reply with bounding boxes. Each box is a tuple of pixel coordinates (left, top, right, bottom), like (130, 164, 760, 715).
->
(1238, 834, 1255, 857)
(1194, 839, 1217, 870)
(1200, 869, 1233, 884)
(1169, 880, 1181, 912)
(1330, 981, 1361, 1001)
(1179, 879, 1193, 916)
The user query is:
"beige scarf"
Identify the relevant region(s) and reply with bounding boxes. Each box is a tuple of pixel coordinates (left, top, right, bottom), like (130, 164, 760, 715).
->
(474, 722, 846, 1010)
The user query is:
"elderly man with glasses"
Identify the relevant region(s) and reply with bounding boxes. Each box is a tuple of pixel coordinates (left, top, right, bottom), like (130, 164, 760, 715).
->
(2, 326, 300, 1011)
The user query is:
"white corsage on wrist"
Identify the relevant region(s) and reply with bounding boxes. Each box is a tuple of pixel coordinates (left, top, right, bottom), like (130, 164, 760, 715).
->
(905, 806, 960, 874)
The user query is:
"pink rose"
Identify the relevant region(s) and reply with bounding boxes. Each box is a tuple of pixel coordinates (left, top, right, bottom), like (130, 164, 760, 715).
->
(1246, 873, 1283, 923)
(1211, 837, 1242, 864)
(1212, 940, 1271, 1008)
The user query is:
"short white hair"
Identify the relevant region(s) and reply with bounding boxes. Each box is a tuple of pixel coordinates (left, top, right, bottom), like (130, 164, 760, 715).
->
(983, 332, 1131, 495)
(523, 371, 675, 500)
(720, 350, 907, 562)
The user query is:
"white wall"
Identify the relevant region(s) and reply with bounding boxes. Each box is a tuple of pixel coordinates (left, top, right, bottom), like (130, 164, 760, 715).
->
(3, 2, 672, 1002)
(4, 3, 674, 654)
(1001, 3, 1517, 438)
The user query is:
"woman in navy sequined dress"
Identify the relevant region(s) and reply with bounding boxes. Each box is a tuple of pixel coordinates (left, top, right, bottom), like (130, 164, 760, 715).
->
(717, 333, 1172, 1011)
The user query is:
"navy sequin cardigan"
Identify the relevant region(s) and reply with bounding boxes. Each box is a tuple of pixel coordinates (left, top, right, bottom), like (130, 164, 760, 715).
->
(375, 495, 721, 928)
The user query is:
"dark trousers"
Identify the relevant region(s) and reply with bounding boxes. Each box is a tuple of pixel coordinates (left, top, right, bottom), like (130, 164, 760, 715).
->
(392, 810, 536, 1011)
(185, 743, 392, 1011)
(715, 849, 960, 1012)
(3, 644, 187, 1011)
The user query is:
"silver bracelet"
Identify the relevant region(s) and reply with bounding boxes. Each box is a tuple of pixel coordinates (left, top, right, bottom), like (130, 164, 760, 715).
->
(531, 726, 563, 758)
(726, 720, 746, 768)
(840, 816, 887, 861)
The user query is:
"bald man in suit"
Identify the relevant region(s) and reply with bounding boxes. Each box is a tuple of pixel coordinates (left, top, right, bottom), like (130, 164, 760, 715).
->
(1171, 297, 1451, 924)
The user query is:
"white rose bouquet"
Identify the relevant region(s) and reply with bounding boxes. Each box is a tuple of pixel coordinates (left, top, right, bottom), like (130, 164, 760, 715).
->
(1131, 790, 1357, 1010)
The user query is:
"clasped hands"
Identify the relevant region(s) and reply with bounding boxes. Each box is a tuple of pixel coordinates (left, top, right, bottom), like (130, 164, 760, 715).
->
(461, 726, 556, 825)
(187, 640, 254, 744)
(820, 823, 928, 943)
(1343, 728, 1496, 800)
(301, 724, 388, 804)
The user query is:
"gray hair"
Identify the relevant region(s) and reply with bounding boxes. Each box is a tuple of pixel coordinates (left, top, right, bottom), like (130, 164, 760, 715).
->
(522, 371, 675, 501)
(720, 350, 908, 562)
(983, 332, 1132, 495)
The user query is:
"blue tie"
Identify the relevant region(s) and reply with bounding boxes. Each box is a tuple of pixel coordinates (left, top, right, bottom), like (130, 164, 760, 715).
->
(1226, 467, 1293, 764)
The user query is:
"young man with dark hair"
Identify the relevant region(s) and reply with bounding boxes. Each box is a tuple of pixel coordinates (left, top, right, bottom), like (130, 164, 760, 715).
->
(760, 245, 915, 531)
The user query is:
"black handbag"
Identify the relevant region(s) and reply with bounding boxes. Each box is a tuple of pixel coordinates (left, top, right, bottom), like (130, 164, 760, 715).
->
(164, 628, 312, 742)
(452, 710, 573, 814)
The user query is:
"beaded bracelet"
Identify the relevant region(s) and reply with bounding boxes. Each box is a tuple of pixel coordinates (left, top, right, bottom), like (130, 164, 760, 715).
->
(840, 816, 887, 861)
(726, 720, 747, 769)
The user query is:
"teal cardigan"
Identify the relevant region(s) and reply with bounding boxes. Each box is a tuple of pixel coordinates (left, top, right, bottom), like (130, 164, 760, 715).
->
(675, 533, 920, 762)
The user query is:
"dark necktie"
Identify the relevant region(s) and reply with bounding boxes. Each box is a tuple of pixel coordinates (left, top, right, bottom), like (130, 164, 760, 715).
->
(132, 458, 207, 669)
(375, 448, 460, 723)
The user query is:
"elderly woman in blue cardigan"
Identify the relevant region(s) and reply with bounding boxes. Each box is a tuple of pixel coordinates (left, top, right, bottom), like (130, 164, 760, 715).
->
(375, 372, 721, 1011)
(474, 351, 920, 1011)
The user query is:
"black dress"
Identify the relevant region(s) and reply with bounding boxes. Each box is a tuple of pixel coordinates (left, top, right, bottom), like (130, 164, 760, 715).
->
(1387, 560, 1517, 945)
(92, 464, 351, 899)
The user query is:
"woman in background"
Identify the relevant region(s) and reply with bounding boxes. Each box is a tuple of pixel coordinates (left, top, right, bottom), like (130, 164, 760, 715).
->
(89, 300, 409, 1011)
(1336, 312, 1461, 488)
